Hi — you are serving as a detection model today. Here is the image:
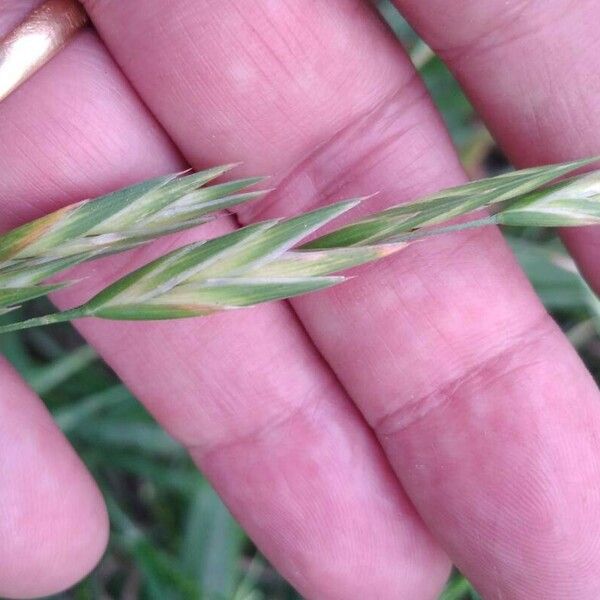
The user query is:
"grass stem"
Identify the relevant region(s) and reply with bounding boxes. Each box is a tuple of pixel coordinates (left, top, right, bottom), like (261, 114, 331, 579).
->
(0, 308, 88, 333)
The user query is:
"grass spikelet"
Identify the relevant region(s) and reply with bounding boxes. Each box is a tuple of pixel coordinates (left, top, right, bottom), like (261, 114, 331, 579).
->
(305, 158, 597, 248)
(0, 158, 599, 332)
(0, 165, 264, 312)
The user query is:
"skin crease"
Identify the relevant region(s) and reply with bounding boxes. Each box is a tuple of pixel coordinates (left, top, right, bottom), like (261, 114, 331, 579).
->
(0, 1, 599, 599)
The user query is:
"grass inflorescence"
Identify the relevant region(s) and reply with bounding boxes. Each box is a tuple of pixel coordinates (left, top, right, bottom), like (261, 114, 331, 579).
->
(0, 158, 599, 333)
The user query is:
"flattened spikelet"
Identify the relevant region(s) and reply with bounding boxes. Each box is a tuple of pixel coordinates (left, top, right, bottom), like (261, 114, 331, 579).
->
(0, 158, 599, 332)
(0, 165, 264, 311)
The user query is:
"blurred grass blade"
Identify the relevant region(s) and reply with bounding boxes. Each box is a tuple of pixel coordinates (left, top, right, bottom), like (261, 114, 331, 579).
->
(507, 237, 586, 311)
(29, 344, 97, 395)
(101, 453, 201, 494)
(74, 420, 183, 456)
(232, 555, 268, 600)
(54, 385, 131, 432)
(105, 493, 202, 599)
(181, 481, 244, 597)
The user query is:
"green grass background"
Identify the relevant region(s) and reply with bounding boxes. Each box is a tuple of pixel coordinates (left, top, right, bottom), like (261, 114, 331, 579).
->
(2, 3, 599, 598)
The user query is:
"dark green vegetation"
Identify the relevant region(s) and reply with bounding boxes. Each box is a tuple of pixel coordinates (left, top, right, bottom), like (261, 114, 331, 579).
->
(1, 3, 598, 599)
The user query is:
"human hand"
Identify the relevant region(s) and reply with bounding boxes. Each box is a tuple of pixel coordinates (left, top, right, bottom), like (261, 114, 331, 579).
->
(1, 1, 599, 598)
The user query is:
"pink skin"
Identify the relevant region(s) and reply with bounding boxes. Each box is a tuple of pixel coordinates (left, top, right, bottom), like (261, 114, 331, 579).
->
(1, 0, 600, 598)
(0, 361, 108, 599)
